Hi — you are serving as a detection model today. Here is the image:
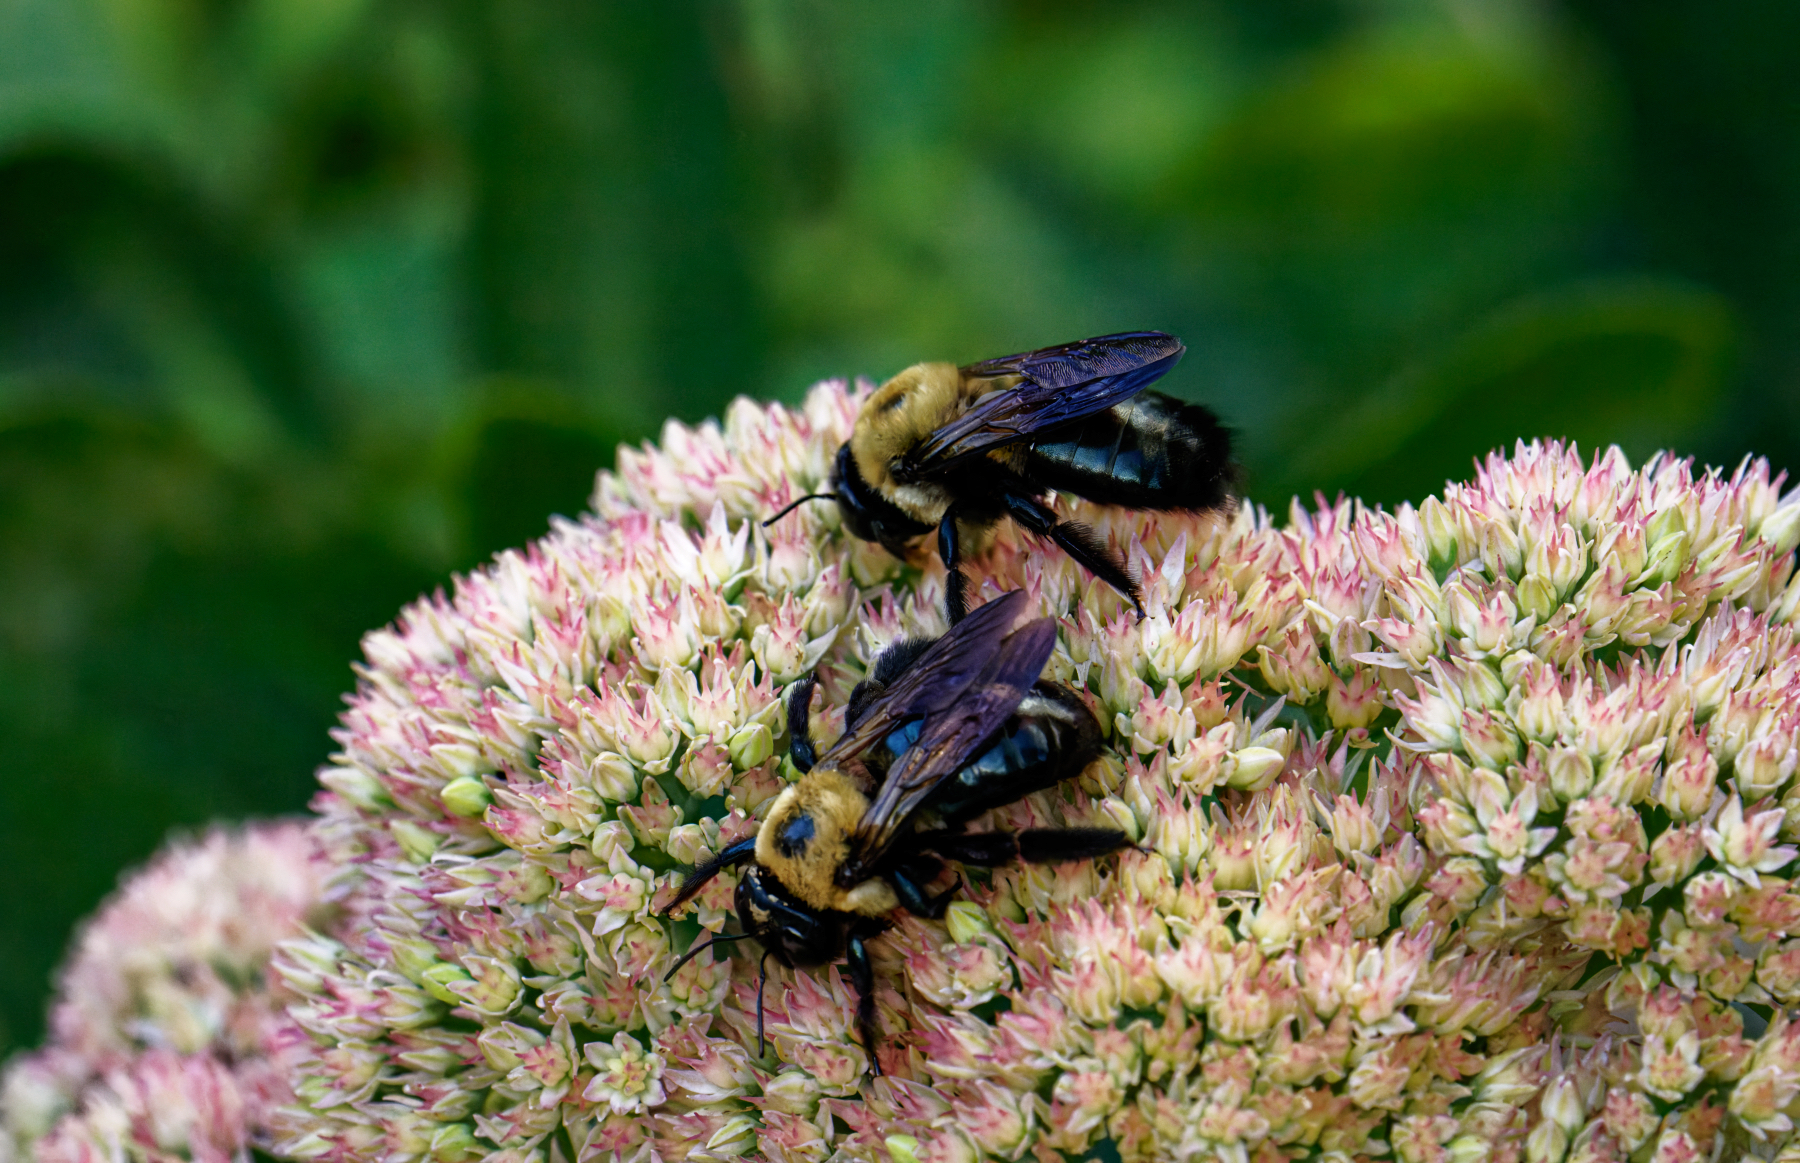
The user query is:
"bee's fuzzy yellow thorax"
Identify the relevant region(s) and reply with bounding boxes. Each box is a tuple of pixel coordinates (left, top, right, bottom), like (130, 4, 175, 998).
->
(756, 768, 894, 916)
(849, 362, 964, 525)
(849, 363, 1033, 527)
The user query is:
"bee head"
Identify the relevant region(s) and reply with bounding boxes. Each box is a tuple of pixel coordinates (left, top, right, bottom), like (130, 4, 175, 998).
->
(755, 771, 860, 906)
(734, 864, 842, 968)
(758, 442, 929, 551)
(827, 442, 932, 551)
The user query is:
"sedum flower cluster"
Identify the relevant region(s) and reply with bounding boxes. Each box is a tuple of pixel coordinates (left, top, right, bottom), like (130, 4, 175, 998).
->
(0, 822, 331, 1163)
(270, 378, 1800, 1163)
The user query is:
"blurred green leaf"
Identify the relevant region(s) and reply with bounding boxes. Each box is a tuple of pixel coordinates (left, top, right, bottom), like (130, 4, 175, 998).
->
(1265, 278, 1736, 505)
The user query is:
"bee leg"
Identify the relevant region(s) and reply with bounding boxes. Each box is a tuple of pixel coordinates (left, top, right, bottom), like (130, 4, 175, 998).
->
(846, 922, 888, 1075)
(889, 866, 963, 920)
(1000, 492, 1144, 619)
(915, 827, 1133, 866)
(938, 508, 969, 624)
(786, 673, 819, 773)
(662, 837, 758, 915)
(911, 829, 1020, 866)
(1016, 827, 1137, 864)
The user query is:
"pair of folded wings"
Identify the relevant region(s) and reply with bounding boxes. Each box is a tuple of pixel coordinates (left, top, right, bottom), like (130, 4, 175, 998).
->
(825, 589, 1056, 884)
(892, 331, 1184, 483)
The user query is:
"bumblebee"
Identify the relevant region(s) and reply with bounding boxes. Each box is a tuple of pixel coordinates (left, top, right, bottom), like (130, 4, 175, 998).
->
(661, 590, 1129, 1068)
(766, 332, 1234, 622)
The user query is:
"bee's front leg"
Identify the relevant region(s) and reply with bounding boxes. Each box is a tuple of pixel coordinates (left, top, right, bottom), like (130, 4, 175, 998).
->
(786, 673, 819, 773)
(937, 508, 968, 624)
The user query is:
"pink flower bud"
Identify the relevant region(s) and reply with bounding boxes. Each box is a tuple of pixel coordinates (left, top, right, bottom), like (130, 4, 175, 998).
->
(1660, 723, 1719, 820)
(1257, 624, 1330, 703)
(1125, 682, 1195, 753)
(1601, 1087, 1661, 1152)
(1646, 1129, 1703, 1163)
(1638, 1027, 1705, 1102)
(1649, 824, 1706, 890)
(902, 928, 1011, 1011)
(1321, 789, 1389, 858)
(1704, 794, 1798, 885)
(1247, 866, 1342, 953)
(958, 1079, 1034, 1157)
(1735, 729, 1798, 801)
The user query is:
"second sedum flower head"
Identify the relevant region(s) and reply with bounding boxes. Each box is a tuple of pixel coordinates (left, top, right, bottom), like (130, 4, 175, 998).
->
(273, 378, 1800, 1163)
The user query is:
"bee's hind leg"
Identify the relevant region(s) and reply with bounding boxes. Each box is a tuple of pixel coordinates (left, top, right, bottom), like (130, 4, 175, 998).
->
(914, 827, 1135, 867)
(1016, 827, 1139, 863)
(1000, 492, 1144, 619)
(846, 919, 890, 1075)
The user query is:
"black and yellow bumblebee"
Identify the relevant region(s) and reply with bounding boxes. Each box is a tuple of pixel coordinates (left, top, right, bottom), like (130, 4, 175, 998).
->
(661, 590, 1128, 1068)
(766, 332, 1234, 623)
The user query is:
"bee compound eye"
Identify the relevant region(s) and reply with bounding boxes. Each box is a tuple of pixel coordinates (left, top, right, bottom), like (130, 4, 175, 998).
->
(776, 811, 816, 858)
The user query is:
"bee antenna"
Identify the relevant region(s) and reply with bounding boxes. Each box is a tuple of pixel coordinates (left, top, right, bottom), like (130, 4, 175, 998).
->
(762, 493, 835, 528)
(662, 930, 755, 983)
(756, 950, 772, 1057)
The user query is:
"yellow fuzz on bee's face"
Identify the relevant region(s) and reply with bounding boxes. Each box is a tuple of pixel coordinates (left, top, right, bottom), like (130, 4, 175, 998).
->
(754, 767, 880, 913)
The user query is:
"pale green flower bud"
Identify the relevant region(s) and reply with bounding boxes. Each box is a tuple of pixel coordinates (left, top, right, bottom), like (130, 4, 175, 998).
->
(1481, 519, 1524, 580)
(1541, 1074, 1583, 1132)
(444, 955, 522, 1017)
(761, 1067, 822, 1116)
(945, 900, 994, 945)
(320, 763, 392, 811)
(1447, 1136, 1492, 1163)
(1419, 496, 1460, 567)
(1516, 573, 1560, 621)
(1639, 530, 1689, 587)
(1224, 745, 1286, 791)
(886, 1134, 923, 1163)
(420, 962, 474, 1006)
(1098, 796, 1142, 844)
(593, 594, 633, 651)
(586, 752, 640, 802)
(1524, 1121, 1568, 1163)
(727, 722, 774, 769)
(1759, 500, 1800, 554)
(1547, 747, 1595, 802)
(706, 1114, 760, 1156)
(391, 819, 442, 862)
(429, 1123, 481, 1163)
(388, 936, 447, 984)
(440, 776, 492, 818)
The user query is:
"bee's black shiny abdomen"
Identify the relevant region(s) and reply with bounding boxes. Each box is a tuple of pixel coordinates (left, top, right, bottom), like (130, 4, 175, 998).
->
(1024, 390, 1232, 512)
(874, 686, 1099, 827)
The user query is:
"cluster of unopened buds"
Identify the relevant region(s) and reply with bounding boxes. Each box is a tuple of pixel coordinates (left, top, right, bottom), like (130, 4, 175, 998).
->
(7, 377, 1800, 1163)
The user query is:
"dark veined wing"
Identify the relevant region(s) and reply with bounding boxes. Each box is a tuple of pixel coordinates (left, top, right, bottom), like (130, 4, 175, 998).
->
(816, 590, 1032, 771)
(834, 615, 1058, 885)
(893, 331, 1184, 481)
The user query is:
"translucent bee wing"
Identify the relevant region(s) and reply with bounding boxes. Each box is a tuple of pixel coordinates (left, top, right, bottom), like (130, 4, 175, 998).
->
(894, 332, 1185, 480)
(818, 590, 1032, 770)
(960, 330, 1184, 388)
(836, 615, 1058, 885)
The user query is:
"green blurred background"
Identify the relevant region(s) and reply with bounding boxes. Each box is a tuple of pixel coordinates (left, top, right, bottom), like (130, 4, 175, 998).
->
(2, 0, 1798, 1052)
